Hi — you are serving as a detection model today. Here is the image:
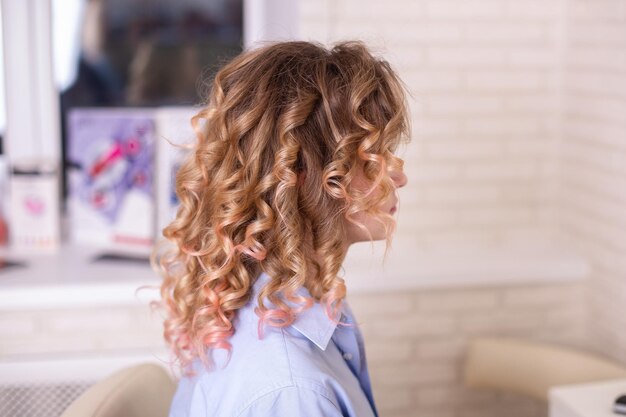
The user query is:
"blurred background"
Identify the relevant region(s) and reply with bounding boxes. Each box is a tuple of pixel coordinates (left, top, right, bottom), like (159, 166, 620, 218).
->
(0, 1, 625, 417)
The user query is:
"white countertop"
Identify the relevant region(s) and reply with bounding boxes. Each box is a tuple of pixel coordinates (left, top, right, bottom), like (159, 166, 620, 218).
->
(0, 245, 160, 309)
(549, 378, 626, 417)
(0, 239, 590, 310)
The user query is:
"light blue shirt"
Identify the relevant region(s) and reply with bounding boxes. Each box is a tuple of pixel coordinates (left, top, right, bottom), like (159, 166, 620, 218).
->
(168, 271, 379, 417)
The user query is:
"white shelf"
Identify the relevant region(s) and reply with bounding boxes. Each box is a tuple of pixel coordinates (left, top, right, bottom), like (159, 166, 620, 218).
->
(0, 245, 160, 310)
(0, 240, 590, 310)
(342, 238, 591, 292)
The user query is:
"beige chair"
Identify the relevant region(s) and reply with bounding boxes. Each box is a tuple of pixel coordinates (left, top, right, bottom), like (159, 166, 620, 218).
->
(60, 363, 177, 417)
(463, 336, 626, 402)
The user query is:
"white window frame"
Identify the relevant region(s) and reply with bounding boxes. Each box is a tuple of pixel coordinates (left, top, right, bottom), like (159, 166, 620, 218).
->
(0, 0, 300, 163)
(1, 0, 60, 162)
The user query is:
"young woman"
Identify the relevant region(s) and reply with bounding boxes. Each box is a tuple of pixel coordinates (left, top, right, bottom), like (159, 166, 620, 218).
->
(154, 39, 411, 417)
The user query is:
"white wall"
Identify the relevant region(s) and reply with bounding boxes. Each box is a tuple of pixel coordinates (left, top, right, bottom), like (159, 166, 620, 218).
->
(300, 0, 565, 252)
(559, 0, 626, 363)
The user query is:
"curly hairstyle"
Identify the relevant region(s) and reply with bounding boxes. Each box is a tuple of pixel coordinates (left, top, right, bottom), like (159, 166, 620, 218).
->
(152, 40, 411, 374)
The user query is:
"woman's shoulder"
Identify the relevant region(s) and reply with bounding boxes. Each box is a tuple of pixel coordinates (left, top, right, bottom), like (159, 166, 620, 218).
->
(169, 307, 344, 417)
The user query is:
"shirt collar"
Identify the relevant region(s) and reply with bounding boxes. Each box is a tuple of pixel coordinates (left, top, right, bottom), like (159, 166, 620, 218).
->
(252, 271, 342, 351)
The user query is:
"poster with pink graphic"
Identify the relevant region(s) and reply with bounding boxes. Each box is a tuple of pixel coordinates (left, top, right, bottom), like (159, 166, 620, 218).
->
(67, 108, 155, 253)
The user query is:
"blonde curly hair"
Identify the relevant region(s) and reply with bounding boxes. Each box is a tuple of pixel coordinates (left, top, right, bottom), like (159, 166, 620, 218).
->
(152, 40, 411, 373)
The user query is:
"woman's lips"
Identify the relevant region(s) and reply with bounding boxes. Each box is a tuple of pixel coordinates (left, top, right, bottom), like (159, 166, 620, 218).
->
(390, 206, 397, 214)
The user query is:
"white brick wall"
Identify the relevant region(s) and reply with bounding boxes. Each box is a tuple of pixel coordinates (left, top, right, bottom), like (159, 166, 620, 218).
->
(559, 0, 626, 367)
(350, 282, 583, 417)
(301, 0, 565, 250)
(0, 306, 165, 357)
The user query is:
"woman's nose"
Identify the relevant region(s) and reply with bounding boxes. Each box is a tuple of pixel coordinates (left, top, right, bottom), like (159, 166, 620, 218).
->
(390, 169, 407, 189)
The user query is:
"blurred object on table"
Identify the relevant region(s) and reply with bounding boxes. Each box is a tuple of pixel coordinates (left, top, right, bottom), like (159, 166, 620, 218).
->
(8, 159, 61, 251)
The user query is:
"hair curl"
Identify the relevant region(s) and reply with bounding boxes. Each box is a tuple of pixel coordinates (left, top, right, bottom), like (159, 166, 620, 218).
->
(151, 40, 411, 374)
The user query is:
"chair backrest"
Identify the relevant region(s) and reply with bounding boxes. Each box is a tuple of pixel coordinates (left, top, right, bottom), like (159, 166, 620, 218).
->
(463, 337, 626, 402)
(60, 363, 177, 417)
